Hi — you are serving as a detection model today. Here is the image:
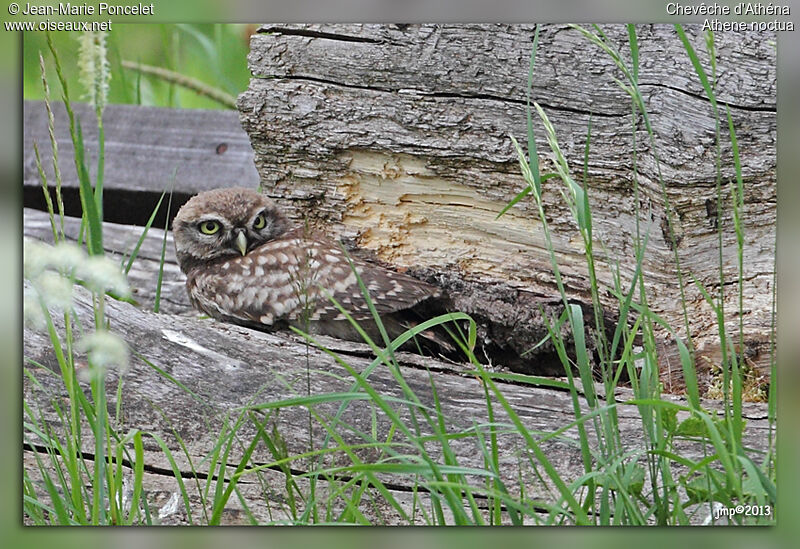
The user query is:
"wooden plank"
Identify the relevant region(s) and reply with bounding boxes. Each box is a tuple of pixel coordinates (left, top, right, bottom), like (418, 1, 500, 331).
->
(22, 273, 773, 524)
(23, 100, 259, 226)
(23, 210, 772, 524)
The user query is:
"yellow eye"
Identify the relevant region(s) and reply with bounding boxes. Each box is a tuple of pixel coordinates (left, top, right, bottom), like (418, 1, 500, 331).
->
(199, 220, 220, 235)
(253, 213, 267, 230)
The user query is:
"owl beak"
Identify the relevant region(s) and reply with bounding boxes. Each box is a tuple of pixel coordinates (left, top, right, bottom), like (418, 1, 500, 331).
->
(235, 231, 248, 256)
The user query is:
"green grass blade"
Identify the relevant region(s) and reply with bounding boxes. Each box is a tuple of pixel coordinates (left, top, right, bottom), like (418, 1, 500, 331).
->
(128, 430, 145, 524)
(124, 190, 167, 274)
(32, 141, 59, 241)
(74, 120, 104, 256)
(209, 413, 262, 525)
(154, 183, 175, 313)
(568, 304, 597, 408)
(526, 25, 542, 196)
(627, 24, 639, 82)
(675, 25, 717, 112)
(146, 432, 195, 525)
(737, 455, 776, 505)
(676, 337, 700, 410)
(496, 173, 558, 220)
(46, 32, 104, 255)
(476, 364, 590, 524)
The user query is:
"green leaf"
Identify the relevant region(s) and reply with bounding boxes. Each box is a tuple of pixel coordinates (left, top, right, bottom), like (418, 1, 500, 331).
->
(685, 471, 725, 504)
(660, 407, 678, 434)
(676, 415, 707, 437)
(737, 455, 776, 504)
(677, 337, 701, 410)
(74, 119, 104, 255)
(626, 464, 645, 496)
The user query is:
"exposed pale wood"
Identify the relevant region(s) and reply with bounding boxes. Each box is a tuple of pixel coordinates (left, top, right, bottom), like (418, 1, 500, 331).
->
(23, 210, 772, 524)
(239, 23, 776, 387)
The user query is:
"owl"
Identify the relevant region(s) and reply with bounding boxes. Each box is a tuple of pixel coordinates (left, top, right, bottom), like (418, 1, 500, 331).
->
(172, 187, 445, 349)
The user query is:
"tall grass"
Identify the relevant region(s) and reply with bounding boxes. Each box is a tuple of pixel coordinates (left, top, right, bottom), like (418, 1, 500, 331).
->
(23, 25, 775, 525)
(503, 23, 776, 524)
(24, 31, 179, 525)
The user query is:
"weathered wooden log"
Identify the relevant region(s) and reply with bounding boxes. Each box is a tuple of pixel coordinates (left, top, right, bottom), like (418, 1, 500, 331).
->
(23, 209, 772, 524)
(238, 24, 776, 387)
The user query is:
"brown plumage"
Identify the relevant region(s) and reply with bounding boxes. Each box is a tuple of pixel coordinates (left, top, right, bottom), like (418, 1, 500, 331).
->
(172, 188, 445, 347)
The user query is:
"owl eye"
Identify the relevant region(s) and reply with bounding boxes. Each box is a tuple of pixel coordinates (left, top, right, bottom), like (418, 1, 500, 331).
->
(253, 213, 267, 230)
(198, 220, 221, 235)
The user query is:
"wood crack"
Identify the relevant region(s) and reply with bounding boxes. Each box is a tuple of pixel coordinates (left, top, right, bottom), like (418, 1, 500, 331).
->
(252, 73, 624, 117)
(21, 444, 551, 517)
(257, 26, 383, 44)
(639, 82, 777, 113)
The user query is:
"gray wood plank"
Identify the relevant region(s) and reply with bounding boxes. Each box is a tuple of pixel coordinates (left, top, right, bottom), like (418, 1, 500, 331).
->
(23, 100, 259, 208)
(23, 273, 772, 525)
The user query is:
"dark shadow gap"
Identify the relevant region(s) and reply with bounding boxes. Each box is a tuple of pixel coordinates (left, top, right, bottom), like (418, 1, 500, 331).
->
(24, 185, 195, 230)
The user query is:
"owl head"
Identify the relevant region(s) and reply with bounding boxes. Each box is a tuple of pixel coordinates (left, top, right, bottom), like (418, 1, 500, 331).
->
(172, 187, 290, 272)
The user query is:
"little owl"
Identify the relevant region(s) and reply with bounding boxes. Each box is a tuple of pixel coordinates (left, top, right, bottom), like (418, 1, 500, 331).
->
(172, 187, 445, 348)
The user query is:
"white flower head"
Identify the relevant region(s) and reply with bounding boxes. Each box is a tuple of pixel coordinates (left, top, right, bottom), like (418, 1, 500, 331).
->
(78, 330, 129, 379)
(25, 239, 90, 280)
(23, 238, 52, 280)
(51, 241, 88, 273)
(23, 240, 132, 335)
(76, 255, 131, 298)
(23, 288, 47, 331)
(35, 271, 75, 311)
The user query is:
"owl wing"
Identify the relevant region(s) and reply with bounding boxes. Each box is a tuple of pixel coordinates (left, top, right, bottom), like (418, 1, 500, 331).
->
(186, 231, 439, 328)
(311, 253, 453, 351)
(339, 259, 439, 318)
(288, 233, 439, 321)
